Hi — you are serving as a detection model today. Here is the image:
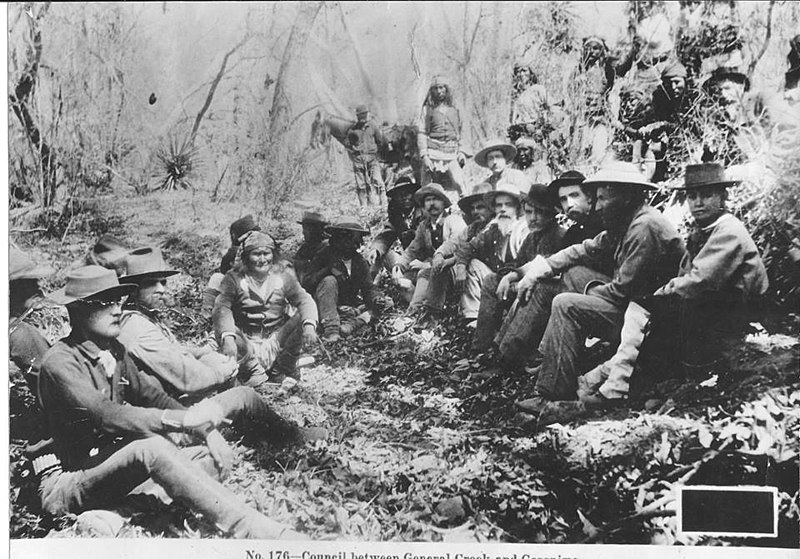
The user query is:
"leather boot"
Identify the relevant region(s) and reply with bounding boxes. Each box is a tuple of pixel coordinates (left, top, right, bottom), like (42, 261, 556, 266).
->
(597, 301, 651, 400)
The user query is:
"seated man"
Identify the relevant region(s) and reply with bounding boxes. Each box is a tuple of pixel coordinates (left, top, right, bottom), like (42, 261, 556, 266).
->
(202, 215, 261, 318)
(579, 162, 768, 405)
(474, 183, 566, 353)
(38, 265, 305, 539)
(474, 140, 531, 191)
(489, 170, 609, 367)
(9, 246, 54, 391)
(293, 211, 329, 286)
(453, 183, 530, 326)
(304, 217, 379, 342)
(213, 231, 318, 384)
(512, 135, 552, 185)
(514, 162, 686, 417)
(365, 177, 423, 280)
(391, 183, 467, 315)
(116, 247, 325, 442)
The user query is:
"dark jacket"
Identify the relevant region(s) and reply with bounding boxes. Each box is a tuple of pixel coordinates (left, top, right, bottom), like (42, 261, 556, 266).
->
(293, 239, 328, 286)
(503, 221, 567, 275)
(347, 119, 384, 161)
(371, 202, 424, 257)
(304, 247, 379, 312)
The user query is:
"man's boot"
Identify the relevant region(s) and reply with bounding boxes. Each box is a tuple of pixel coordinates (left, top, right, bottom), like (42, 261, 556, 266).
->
(237, 351, 269, 389)
(594, 301, 651, 401)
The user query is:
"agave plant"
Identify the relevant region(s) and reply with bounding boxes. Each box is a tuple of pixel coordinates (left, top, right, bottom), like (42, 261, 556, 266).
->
(153, 135, 200, 191)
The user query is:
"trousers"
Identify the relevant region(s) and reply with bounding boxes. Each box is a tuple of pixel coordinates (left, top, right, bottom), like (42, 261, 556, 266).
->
(233, 313, 303, 379)
(461, 259, 493, 319)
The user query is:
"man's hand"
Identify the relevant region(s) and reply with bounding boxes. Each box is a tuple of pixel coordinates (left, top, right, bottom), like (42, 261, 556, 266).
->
(302, 323, 318, 347)
(220, 336, 237, 360)
(391, 265, 404, 284)
(183, 400, 227, 431)
(365, 248, 381, 266)
(453, 263, 467, 291)
(408, 259, 429, 271)
(205, 429, 234, 478)
(456, 152, 466, 167)
(653, 281, 674, 297)
(431, 253, 445, 274)
(496, 273, 516, 302)
(422, 155, 435, 172)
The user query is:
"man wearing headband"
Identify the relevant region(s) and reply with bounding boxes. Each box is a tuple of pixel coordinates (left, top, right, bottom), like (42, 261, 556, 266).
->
(213, 230, 319, 385)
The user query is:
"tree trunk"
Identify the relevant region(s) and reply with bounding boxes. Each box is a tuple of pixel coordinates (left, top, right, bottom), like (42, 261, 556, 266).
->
(268, 2, 324, 143)
(9, 3, 57, 207)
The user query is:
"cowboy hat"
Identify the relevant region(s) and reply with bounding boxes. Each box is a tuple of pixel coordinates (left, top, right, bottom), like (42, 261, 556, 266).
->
(386, 176, 420, 198)
(703, 67, 751, 92)
(47, 265, 137, 305)
(457, 182, 493, 214)
(547, 170, 586, 195)
(523, 183, 558, 212)
(413, 183, 452, 208)
(484, 181, 528, 207)
(582, 161, 658, 190)
(327, 217, 370, 235)
(297, 211, 328, 226)
(118, 247, 179, 283)
(670, 163, 738, 191)
(474, 141, 517, 168)
(10, 246, 54, 281)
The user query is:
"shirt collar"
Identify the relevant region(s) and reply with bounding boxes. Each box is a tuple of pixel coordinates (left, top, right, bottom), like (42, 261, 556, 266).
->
(66, 334, 123, 363)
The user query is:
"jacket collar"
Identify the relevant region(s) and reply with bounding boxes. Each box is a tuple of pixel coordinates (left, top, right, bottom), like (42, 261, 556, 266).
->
(65, 333, 124, 363)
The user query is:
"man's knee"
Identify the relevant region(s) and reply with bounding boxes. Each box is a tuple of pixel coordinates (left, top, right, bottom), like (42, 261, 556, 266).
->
(128, 436, 181, 466)
(551, 292, 586, 318)
(482, 272, 499, 294)
(315, 276, 338, 297)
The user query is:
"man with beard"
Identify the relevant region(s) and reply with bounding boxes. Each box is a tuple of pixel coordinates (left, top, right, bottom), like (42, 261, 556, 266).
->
(486, 170, 608, 367)
(473, 183, 566, 354)
(512, 136, 552, 185)
(304, 218, 379, 342)
(453, 183, 530, 326)
(365, 177, 423, 278)
(514, 162, 685, 420)
(38, 265, 307, 539)
(417, 76, 467, 203)
(475, 140, 531, 192)
(392, 183, 467, 315)
(293, 211, 329, 286)
(116, 247, 327, 444)
(346, 105, 386, 206)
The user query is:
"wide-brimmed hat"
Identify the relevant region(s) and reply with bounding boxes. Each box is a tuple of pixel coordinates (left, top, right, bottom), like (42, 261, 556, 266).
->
(582, 161, 657, 190)
(47, 265, 137, 305)
(671, 163, 738, 191)
(119, 247, 179, 283)
(414, 183, 452, 208)
(355, 104, 369, 115)
(703, 67, 751, 92)
(457, 182, 493, 214)
(85, 235, 131, 273)
(10, 246, 54, 281)
(474, 141, 517, 168)
(327, 216, 370, 235)
(230, 215, 261, 241)
(297, 211, 328, 226)
(387, 176, 420, 198)
(547, 170, 586, 195)
(484, 182, 527, 207)
(523, 183, 557, 212)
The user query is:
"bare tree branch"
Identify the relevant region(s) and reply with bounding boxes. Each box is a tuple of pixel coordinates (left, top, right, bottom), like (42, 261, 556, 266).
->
(748, 0, 776, 77)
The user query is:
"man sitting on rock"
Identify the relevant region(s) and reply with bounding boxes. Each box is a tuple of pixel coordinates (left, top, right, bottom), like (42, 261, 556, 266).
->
(473, 183, 566, 354)
(38, 265, 307, 539)
(293, 211, 329, 286)
(391, 183, 467, 316)
(578, 162, 768, 407)
(514, 162, 686, 421)
(453, 183, 530, 327)
(304, 217, 379, 342)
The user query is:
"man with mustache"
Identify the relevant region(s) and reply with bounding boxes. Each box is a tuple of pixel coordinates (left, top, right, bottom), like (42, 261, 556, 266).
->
(474, 140, 531, 192)
(392, 182, 466, 316)
(452, 183, 530, 326)
(486, 170, 609, 368)
(514, 162, 685, 420)
(37, 265, 307, 539)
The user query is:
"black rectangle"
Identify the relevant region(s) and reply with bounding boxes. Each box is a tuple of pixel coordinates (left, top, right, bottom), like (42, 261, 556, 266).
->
(680, 486, 777, 536)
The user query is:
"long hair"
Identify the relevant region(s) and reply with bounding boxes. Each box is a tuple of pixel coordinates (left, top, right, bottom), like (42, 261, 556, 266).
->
(423, 84, 454, 108)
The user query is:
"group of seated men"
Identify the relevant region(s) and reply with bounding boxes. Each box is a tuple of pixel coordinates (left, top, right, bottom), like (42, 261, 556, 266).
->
(8, 138, 768, 536)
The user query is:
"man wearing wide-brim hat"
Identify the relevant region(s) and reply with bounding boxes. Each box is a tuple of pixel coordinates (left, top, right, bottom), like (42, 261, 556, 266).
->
(293, 210, 329, 286)
(474, 140, 531, 193)
(346, 104, 386, 207)
(366, 176, 424, 277)
(578, 162, 768, 408)
(36, 263, 308, 539)
(513, 161, 686, 423)
(392, 183, 467, 313)
(304, 217, 380, 342)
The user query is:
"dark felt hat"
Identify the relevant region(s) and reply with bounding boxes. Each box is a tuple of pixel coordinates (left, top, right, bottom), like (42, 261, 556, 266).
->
(414, 183, 452, 208)
(457, 182, 493, 214)
(327, 217, 370, 235)
(355, 104, 369, 114)
(47, 265, 137, 305)
(547, 170, 586, 195)
(703, 67, 751, 92)
(474, 141, 517, 168)
(671, 163, 738, 191)
(387, 176, 420, 198)
(119, 247, 179, 283)
(230, 215, 261, 241)
(524, 183, 558, 212)
(297, 211, 328, 226)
